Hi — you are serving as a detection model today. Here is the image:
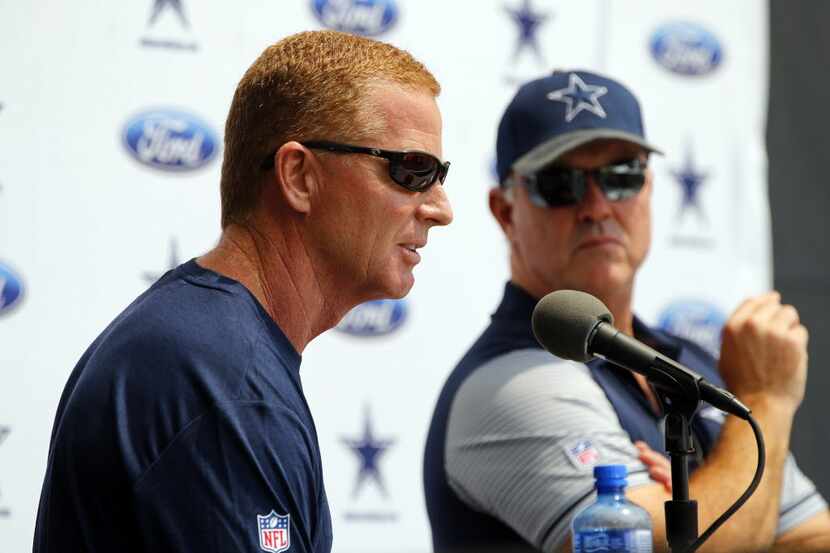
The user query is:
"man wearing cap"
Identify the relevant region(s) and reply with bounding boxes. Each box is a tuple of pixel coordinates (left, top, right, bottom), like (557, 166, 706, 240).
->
(424, 70, 830, 552)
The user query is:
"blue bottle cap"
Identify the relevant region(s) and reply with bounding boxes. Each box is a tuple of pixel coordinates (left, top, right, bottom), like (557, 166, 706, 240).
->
(594, 464, 628, 487)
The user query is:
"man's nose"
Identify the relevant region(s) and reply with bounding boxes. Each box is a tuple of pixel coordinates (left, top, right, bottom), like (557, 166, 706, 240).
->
(575, 179, 612, 223)
(418, 183, 453, 227)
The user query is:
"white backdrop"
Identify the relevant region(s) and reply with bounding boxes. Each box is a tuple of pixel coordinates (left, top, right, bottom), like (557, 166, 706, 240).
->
(0, 1, 768, 551)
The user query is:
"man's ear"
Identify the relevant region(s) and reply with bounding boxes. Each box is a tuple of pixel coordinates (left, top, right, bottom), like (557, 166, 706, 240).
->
(273, 141, 317, 214)
(489, 186, 515, 238)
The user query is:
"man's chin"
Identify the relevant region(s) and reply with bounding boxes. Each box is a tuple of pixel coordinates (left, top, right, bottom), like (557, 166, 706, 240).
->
(567, 268, 631, 296)
(372, 272, 414, 301)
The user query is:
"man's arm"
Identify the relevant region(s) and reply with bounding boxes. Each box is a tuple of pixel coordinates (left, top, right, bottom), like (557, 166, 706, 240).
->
(769, 510, 830, 552)
(624, 292, 808, 553)
(133, 402, 328, 552)
(627, 395, 795, 553)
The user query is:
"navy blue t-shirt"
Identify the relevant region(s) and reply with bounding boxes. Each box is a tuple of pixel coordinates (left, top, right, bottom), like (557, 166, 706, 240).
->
(34, 260, 332, 553)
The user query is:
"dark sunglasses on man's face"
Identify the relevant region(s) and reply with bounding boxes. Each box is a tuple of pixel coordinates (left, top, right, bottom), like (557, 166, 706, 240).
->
(260, 140, 450, 193)
(507, 158, 647, 208)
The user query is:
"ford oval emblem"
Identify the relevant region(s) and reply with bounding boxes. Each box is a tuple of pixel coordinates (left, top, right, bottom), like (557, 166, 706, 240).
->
(658, 300, 726, 357)
(0, 262, 24, 315)
(650, 22, 723, 76)
(311, 0, 399, 37)
(122, 109, 219, 172)
(336, 299, 408, 336)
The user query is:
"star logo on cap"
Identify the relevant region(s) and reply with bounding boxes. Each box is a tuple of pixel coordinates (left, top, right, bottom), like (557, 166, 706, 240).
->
(547, 73, 608, 123)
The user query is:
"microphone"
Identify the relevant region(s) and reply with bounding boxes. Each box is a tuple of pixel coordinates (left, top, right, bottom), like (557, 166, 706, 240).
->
(531, 290, 751, 420)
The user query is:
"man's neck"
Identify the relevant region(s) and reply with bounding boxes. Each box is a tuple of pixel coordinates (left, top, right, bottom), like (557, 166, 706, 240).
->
(600, 291, 635, 336)
(510, 276, 636, 336)
(197, 222, 345, 353)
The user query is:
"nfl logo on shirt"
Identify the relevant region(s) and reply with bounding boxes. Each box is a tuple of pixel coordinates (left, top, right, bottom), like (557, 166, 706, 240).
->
(569, 440, 600, 467)
(257, 510, 290, 553)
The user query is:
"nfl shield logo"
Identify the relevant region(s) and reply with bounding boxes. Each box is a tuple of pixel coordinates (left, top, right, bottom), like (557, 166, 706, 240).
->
(257, 511, 290, 553)
(567, 439, 600, 467)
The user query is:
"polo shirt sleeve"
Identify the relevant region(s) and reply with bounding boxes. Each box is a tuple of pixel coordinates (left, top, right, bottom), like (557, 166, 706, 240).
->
(445, 349, 650, 552)
(776, 452, 829, 535)
(131, 401, 329, 553)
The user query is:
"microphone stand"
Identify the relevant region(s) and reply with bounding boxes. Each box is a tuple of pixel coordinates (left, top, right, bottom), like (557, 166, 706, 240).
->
(651, 359, 701, 553)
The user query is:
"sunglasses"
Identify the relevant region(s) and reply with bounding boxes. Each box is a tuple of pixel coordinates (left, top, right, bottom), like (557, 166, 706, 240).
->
(261, 140, 450, 193)
(506, 159, 647, 208)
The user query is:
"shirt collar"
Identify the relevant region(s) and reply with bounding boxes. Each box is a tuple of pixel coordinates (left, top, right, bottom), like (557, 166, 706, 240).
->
(494, 281, 682, 358)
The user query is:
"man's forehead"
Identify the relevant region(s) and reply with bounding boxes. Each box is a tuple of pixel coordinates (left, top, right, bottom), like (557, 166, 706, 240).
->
(366, 84, 443, 154)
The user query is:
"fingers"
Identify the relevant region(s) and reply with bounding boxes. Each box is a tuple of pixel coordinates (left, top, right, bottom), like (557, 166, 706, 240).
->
(725, 291, 805, 337)
(634, 441, 673, 493)
(648, 464, 672, 494)
(727, 291, 780, 331)
(719, 291, 809, 407)
(792, 324, 810, 349)
(770, 304, 800, 331)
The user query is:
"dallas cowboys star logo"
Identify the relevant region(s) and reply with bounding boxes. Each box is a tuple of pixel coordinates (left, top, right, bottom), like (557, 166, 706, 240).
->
(547, 73, 609, 123)
(148, 0, 189, 29)
(670, 144, 709, 222)
(505, 0, 550, 64)
(143, 237, 181, 284)
(341, 405, 395, 499)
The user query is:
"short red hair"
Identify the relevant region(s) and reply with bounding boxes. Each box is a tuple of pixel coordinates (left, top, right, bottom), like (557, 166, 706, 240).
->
(220, 30, 441, 228)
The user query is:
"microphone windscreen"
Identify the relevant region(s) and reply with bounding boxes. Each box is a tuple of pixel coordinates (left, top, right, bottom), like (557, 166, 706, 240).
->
(531, 290, 614, 362)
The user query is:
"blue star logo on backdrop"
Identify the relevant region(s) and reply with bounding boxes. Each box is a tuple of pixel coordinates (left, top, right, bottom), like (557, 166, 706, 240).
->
(505, 0, 550, 64)
(670, 144, 709, 222)
(148, 0, 189, 28)
(341, 404, 395, 499)
(547, 73, 609, 123)
(143, 238, 181, 284)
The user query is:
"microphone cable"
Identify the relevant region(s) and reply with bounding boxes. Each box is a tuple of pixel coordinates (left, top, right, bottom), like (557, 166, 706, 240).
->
(679, 413, 765, 553)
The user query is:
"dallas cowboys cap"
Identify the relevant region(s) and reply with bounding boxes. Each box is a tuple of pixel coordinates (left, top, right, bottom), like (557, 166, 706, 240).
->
(496, 69, 662, 184)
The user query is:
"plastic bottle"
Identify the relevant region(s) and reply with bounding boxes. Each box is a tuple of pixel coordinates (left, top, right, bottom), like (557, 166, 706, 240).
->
(572, 464, 653, 553)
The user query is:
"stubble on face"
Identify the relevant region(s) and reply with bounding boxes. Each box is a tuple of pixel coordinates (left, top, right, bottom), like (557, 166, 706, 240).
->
(508, 139, 653, 302)
(307, 83, 446, 304)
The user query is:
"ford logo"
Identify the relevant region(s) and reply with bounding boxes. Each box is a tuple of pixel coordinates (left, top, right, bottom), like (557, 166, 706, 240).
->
(658, 300, 726, 358)
(311, 0, 399, 37)
(0, 262, 24, 315)
(649, 22, 723, 76)
(122, 109, 218, 172)
(336, 299, 407, 336)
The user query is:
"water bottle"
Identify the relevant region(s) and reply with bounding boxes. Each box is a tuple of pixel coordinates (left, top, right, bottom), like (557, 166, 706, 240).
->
(572, 464, 653, 553)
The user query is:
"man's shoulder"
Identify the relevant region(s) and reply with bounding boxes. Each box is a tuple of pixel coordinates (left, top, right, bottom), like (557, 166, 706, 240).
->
(63, 268, 301, 459)
(448, 348, 610, 437)
(456, 348, 593, 404)
(83, 278, 261, 384)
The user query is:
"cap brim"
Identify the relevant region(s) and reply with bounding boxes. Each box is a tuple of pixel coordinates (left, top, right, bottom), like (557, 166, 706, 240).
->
(511, 129, 663, 177)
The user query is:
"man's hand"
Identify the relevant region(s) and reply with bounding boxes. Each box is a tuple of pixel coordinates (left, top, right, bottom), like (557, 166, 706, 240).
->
(719, 291, 808, 411)
(635, 441, 672, 493)
(625, 292, 812, 553)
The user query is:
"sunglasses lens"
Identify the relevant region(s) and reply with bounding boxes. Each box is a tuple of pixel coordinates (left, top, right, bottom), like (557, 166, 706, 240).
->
(600, 162, 646, 201)
(530, 161, 646, 207)
(391, 152, 439, 191)
(602, 174, 645, 200)
(535, 169, 583, 206)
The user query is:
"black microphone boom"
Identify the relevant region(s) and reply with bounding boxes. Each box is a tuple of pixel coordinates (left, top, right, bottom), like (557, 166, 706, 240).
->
(531, 290, 751, 420)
